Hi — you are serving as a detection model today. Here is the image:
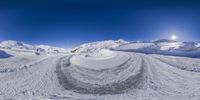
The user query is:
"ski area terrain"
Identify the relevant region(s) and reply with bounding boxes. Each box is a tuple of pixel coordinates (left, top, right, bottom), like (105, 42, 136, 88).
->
(0, 39, 200, 99)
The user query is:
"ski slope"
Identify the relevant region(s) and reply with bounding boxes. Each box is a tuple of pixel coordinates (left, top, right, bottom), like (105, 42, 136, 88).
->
(1, 40, 200, 99)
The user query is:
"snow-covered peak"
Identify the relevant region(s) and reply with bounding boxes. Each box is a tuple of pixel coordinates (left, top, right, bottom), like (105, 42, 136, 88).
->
(115, 39, 129, 44)
(0, 40, 69, 55)
(152, 39, 177, 43)
(1, 40, 23, 46)
(116, 39, 200, 57)
(0, 40, 34, 50)
(37, 45, 69, 54)
(73, 40, 129, 53)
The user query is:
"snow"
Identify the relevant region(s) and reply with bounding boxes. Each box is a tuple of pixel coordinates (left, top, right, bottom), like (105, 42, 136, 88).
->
(0, 40, 34, 50)
(72, 39, 127, 54)
(37, 45, 69, 54)
(0, 40, 70, 55)
(117, 39, 200, 57)
(70, 49, 130, 70)
(1, 39, 200, 99)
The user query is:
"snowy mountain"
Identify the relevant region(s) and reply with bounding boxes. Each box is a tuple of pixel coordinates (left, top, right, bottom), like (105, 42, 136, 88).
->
(71, 39, 128, 54)
(0, 40, 69, 55)
(0, 40, 34, 50)
(152, 39, 177, 43)
(69, 39, 200, 57)
(116, 39, 200, 57)
(1, 39, 200, 57)
(36, 45, 69, 54)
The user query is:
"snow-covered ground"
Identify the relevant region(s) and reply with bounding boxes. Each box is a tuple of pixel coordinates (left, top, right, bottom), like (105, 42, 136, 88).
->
(1, 39, 200, 99)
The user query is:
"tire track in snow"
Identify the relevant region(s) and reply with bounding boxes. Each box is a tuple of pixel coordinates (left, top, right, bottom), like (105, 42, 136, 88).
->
(153, 56, 200, 72)
(56, 53, 147, 94)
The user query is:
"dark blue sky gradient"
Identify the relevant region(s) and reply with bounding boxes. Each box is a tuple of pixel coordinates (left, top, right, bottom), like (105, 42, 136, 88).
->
(0, 0, 200, 47)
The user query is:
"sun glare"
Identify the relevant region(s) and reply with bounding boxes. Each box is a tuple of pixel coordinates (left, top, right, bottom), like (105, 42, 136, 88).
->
(171, 35, 177, 40)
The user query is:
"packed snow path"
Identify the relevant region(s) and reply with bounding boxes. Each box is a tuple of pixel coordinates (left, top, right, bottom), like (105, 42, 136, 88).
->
(1, 50, 200, 99)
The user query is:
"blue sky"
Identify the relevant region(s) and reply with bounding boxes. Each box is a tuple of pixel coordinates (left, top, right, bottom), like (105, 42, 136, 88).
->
(0, 0, 200, 47)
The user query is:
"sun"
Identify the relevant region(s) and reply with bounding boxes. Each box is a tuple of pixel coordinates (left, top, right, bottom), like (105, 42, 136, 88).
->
(171, 35, 177, 40)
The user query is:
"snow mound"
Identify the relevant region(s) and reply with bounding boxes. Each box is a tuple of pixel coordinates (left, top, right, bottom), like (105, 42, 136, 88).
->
(84, 49, 115, 58)
(70, 49, 130, 70)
